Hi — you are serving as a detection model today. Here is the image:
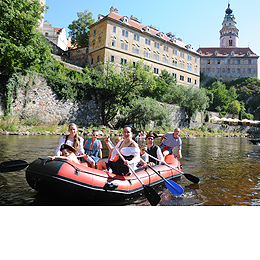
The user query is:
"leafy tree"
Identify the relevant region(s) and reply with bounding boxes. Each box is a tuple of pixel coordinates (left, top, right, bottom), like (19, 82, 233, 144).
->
(227, 100, 241, 114)
(68, 9, 94, 48)
(0, 0, 52, 76)
(208, 81, 230, 112)
(116, 97, 171, 129)
(89, 61, 156, 125)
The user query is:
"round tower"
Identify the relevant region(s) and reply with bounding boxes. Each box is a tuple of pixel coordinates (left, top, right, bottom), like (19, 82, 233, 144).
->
(219, 3, 239, 48)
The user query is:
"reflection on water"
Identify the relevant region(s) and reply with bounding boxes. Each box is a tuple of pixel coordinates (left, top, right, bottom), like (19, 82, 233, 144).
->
(0, 135, 259, 206)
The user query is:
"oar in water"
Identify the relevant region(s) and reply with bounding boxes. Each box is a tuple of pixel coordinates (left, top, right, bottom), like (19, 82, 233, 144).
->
(144, 152, 200, 184)
(107, 138, 161, 206)
(140, 158, 183, 196)
(0, 160, 30, 173)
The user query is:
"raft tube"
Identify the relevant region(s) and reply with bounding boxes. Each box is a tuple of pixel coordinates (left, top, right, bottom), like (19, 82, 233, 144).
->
(26, 154, 182, 204)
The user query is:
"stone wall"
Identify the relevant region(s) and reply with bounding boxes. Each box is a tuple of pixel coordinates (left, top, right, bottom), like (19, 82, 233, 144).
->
(0, 74, 102, 126)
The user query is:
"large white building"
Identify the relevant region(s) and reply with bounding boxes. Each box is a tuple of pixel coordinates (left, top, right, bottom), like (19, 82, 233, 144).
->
(197, 3, 258, 81)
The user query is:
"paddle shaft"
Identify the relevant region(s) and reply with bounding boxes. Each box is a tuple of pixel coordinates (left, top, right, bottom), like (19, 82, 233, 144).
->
(144, 151, 200, 183)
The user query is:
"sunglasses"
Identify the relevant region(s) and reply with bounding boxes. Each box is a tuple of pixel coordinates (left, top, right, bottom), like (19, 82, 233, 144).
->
(124, 125, 132, 128)
(92, 134, 99, 137)
(147, 137, 154, 140)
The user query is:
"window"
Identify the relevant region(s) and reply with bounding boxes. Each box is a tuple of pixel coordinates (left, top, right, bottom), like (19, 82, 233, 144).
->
(91, 58, 93, 65)
(207, 68, 210, 73)
(227, 68, 230, 73)
(217, 60, 220, 64)
(155, 42, 159, 49)
(237, 68, 240, 73)
(248, 68, 251, 73)
(111, 55, 115, 62)
(121, 43, 128, 51)
(94, 30, 96, 36)
(145, 38, 151, 45)
(113, 26, 116, 33)
(122, 29, 128, 37)
(173, 49, 177, 55)
(180, 75, 184, 81)
(207, 60, 210, 64)
(180, 63, 185, 69)
(172, 60, 177, 67)
(163, 57, 168, 64)
(45, 32, 48, 37)
(187, 77, 192, 83)
(133, 47, 139, 54)
(180, 52, 185, 58)
(134, 34, 140, 41)
(195, 79, 197, 85)
(112, 40, 115, 47)
(195, 68, 198, 73)
(164, 46, 168, 52)
(188, 55, 192, 61)
(237, 60, 240, 65)
(97, 55, 100, 62)
(145, 51, 150, 58)
(154, 68, 159, 74)
(188, 65, 192, 71)
(133, 61, 136, 67)
(229, 40, 233, 46)
(249, 60, 251, 65)
(195, 57, 197, 63)
(121, 58, 127, 65)
(172, 73, 177, 78)
(154, 54, 159, 61)
(227, 60, 230, 64)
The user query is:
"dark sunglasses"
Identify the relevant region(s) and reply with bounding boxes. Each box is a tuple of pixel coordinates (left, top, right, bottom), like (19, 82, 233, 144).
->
(147, 137, 154, 140)
(92, 134, 99, 136)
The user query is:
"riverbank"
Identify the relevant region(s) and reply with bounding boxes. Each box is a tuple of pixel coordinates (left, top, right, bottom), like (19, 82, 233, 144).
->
(0, 123, 258, 139)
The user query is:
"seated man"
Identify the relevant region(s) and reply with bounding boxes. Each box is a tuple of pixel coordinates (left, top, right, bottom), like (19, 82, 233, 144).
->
(159, 128, 182, 159)
(145, 132, 164, 166)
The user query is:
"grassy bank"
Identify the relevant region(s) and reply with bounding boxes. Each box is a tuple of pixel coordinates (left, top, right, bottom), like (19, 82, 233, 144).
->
(0, 115, 251, 138)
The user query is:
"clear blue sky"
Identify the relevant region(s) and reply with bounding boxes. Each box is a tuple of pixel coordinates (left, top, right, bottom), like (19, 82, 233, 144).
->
(44, 0, 260, 78)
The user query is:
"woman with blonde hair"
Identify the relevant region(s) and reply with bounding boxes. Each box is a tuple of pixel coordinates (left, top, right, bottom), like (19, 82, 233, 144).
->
(55, 123, 84, 156)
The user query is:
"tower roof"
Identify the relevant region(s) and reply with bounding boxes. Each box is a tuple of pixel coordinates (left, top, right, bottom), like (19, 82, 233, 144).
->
(225, 3, 233, 15)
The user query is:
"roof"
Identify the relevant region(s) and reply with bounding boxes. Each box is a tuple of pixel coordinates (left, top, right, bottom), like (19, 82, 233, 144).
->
(197, 47, 259, 58)
(91, 10, 199, 55)
(53, 27, 62, 35)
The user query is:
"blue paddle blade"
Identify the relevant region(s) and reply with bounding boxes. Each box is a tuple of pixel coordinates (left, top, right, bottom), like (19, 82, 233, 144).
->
(164, 178, 184, 197)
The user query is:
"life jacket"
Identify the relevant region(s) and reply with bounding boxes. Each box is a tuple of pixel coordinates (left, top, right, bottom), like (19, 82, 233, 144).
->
(147, 144, 160, 165)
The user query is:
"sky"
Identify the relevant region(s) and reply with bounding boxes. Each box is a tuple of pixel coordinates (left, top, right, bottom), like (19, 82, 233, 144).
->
(44, 0, 260, 78)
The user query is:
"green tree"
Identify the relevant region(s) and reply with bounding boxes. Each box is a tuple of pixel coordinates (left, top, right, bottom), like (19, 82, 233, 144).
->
(0, 0, 52, 76)
(116, 97, 171, 129)
(68, 9, 94, 48)
(89, 61, 156, 125)
(227, 100, 241, 114)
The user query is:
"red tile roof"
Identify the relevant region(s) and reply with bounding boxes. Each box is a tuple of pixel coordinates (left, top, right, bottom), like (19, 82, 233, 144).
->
(197, 47, 258, 58)
(93, 11, 199, 55)
(53, 27, 62, 35)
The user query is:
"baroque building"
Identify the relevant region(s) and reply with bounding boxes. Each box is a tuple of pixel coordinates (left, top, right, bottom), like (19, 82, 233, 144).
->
(197, 3, 259, 81)
(88, 7, 200, 87)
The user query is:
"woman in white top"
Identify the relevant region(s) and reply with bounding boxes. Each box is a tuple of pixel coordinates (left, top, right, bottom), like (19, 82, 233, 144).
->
(97, 125, 140, 175)
(55, 123, 84, 156)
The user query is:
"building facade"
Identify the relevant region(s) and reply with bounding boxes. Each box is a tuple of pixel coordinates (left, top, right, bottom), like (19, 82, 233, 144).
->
(197, 3, 258, 81)
(88, 7, 200, 87)
(42, 21, 68, 51)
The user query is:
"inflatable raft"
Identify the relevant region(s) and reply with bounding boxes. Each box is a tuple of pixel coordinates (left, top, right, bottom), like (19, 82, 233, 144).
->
(25, 154, 182, 204)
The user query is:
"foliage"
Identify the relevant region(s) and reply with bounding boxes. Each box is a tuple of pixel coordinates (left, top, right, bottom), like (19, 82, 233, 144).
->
(0, 0, 52, 76)
(68, 9, 94, 48)
(0, 115, 21, 132)
(89, 61, 156, 125)
(116, 97, 171, 129)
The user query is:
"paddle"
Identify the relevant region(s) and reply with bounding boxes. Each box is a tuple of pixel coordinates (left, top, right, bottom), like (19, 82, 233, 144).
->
(144, 152, 200, 184)
(140, 158, 183, 196)
(0, 160, 30, 173)
(107, 138, 161, 206)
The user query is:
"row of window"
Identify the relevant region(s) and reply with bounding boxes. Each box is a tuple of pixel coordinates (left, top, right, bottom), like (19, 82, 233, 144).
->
(205, 59, 255, 65)
(112, 41, 198, 72)
(203, 67, 256, 74)
(110, 26, 197, 62)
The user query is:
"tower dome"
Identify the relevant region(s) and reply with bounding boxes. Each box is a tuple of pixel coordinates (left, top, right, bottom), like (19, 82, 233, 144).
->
(219, 3, 239, 48)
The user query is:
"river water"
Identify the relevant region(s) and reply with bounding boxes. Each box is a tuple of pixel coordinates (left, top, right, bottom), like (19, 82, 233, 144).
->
(0, 134, 259, 206)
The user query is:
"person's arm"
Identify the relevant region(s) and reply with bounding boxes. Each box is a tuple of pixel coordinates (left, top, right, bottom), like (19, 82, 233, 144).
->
(55, 137, 65, 156)
(78, 137, 85, 155)
(156, 147, 164, 164)
(178, 149, 182, 158)
(48, 156, 69, 161)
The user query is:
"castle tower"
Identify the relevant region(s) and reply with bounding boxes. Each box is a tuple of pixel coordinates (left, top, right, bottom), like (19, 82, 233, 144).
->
(220, 3, 239, 48)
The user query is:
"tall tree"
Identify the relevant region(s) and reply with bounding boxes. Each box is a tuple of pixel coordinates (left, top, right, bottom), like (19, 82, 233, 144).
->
(68, 9, 94, 48)
(0, 0, 52, 76)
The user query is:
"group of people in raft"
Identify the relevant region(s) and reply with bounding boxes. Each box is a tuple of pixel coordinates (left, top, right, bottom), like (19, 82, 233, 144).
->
(48, 123, 182, 176)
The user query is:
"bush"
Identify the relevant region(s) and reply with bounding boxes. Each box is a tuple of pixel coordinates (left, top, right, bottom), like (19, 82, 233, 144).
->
(0, 115, 21, 132)
(200, 125, 208, 132)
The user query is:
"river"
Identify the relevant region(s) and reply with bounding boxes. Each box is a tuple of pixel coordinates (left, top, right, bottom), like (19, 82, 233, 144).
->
(0, 134, 259, 206)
